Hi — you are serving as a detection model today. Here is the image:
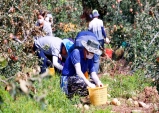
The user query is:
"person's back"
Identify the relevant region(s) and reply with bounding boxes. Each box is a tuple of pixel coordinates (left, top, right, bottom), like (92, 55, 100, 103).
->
(33, 36, 74, 74)
(43, 21, 53, 36)
(34, 36, 62, 56)
(89, 18, 103, 41)
(88, 9, 109, 49)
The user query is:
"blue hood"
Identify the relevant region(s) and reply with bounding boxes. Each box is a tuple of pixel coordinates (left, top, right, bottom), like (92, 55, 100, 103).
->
(62, 39, 74, 55)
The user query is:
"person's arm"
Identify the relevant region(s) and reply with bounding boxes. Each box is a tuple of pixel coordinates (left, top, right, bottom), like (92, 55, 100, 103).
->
(70, 49, 95, 88)
(101, 27, 106, 38)
(88, 59, 103, 87)
(88, 22, 93, 32)
(101, 21, 110, 43)
(90, 72, 103, 87)
(52, 56, 63, 70)
(74, 63, 96, 88)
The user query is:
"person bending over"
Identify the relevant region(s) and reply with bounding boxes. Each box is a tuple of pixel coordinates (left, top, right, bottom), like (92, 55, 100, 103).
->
(33, 36, 74, 74)
(61, 39, 103, 98)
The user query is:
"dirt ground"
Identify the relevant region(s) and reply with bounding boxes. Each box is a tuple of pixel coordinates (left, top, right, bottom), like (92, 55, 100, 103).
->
(111, 104, 156, 113)
(97, 57, 159, 113)
(80, 87, 159, 113)
(99, 87, 159, 113)
(99, 57, 132, 76)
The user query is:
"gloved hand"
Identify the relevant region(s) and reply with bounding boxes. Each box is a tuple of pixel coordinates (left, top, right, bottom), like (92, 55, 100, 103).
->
(87, 82, 96, 88)
(105, 38, 110, 44)
(58, 54, 62, 60)
(91, 72, 104, 87)
(96, 81, 103, 87)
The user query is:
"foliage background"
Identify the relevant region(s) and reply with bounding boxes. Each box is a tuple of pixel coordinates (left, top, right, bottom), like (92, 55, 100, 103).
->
(0, 0, 159, 78)
(0, 0, 159, 112)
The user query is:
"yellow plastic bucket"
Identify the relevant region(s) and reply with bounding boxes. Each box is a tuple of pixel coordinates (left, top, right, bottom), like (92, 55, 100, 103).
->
(49, 67, 55, 76)
(88, 84, 108, 106)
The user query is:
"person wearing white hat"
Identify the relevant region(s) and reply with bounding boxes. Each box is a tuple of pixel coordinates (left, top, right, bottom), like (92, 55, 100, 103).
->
(88, 9, 110, 49)
(88, 9, 111, 73)
(61, 39, 103, 98)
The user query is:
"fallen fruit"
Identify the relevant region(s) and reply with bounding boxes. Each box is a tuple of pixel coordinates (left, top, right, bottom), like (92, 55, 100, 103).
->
(111, 98, 121, 106)
(77, 103, 83, 109)
(83, 104, 89, 110)
(19, 79, 29, 94)
(8, 48, 13, 54)
(3, 39, 8, 44)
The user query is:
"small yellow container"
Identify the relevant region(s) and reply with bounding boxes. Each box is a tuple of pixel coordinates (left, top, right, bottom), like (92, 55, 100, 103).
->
(49, 67, 55, 76)
(88, 84, 108, 106)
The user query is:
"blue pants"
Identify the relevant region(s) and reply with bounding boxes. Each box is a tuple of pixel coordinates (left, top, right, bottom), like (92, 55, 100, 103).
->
(33, 44, 52, 74)
(60, 76, 68, 95)
(93, 39, 103, 74)
(93, 54, 100, 74)
(98, 39, 104, 49)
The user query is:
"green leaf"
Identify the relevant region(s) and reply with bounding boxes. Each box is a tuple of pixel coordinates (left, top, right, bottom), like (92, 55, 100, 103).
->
(0, 56, 8, 69)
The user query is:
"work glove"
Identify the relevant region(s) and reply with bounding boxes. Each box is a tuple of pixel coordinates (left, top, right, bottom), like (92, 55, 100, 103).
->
(58, 54, 62, 60)
(87, 82, 96, 88)
(91, 72, 103, 87)
(105, 38, 110, 44)
(96, 81, 103, 87)
(75, 63, 95, 88)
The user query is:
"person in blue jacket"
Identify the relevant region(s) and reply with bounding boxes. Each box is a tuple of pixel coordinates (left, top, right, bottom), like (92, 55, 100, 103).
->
(74, 30, 100, 74)
(61, 39, 103, 98)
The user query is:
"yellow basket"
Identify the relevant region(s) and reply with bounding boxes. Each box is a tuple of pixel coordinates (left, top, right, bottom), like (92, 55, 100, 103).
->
(48, 67, 55, 76)
(88, 84, 108, 106)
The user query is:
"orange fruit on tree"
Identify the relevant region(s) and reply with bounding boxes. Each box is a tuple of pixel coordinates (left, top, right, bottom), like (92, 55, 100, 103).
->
(113, 25, 117, 31)
(120, 24, 123, 29)
(129, 8, 133, 13)
(112, 4, 115, 9)
(9, 33, 14, 39)
(3, 39, 8, 44)
(119, 10, 122, 14)
(116, 0, 121, 3)
(10, 54, 15, 60)
(8, 48, 12, 54)
(13, 56, 18, 61)
(139, 3, 143, 7)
